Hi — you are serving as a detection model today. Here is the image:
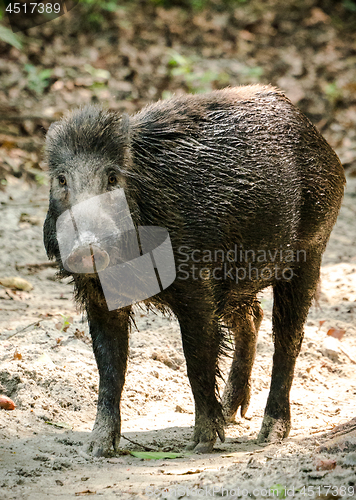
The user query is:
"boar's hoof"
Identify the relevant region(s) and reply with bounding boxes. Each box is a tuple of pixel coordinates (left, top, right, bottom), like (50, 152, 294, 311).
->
(185, 441, 215, 454)
(222, 384, 251, 423)
(185, 414, 225, 453)
(85, 424, 120, 457)
(257, 414, 291, 444)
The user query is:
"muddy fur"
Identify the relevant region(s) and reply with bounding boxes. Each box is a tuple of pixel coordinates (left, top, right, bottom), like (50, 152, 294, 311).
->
(44, 85, 345, 455)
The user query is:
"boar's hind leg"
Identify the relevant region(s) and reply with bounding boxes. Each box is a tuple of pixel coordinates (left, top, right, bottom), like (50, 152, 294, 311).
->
(222, 299, 263, 422)
(174, 299, 225, 453)
(86, 300, 130, 457)
(258, 254, 321, 443)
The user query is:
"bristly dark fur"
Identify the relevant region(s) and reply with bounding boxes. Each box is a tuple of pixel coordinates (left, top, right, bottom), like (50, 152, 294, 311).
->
(46, 105, 130, 169)
(43, 85, 345, 455)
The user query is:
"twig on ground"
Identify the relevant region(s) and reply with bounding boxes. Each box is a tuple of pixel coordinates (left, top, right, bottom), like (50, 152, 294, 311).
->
(338, 345, 356, 364)
(120, 434, 160, 452)
(3, 318, 47, 339)
(16, 262, 57, 271)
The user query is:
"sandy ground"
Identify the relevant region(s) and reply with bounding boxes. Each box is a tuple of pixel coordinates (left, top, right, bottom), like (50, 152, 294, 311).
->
(0, 175, 355, 499)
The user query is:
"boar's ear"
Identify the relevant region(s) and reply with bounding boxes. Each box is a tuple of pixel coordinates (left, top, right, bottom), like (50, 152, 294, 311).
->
(45, 121, 60, 141)
(120, 113, 130, 144)
(43, 206, 60, 261)
(44, 121, 61, 161)
(47, 121, 56, 134)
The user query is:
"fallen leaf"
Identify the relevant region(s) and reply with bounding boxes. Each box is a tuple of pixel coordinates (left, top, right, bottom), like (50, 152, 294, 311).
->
(0, 277, 33, 292)
(74, 329, 85, 339)
(315, 458, 337, 471)
(18, 213, 42, 225)
(164, 467, 206, 475)
(320, 361, 336, 373)
(151, 351, 179, 370)
(0, 395, 16, 410)
(304, 7, 330, 26)
(175, 404, 189, 413)
(74, 329, 91, 345)
(327, 328, 346, 340)
(13, 349, 22, 360)
(45, 421, 72, 429)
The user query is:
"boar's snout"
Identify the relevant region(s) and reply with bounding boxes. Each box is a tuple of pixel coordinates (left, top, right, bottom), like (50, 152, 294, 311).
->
(65, 245, 110, 274)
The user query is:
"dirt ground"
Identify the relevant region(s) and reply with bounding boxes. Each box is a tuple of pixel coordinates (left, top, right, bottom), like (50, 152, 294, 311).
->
(0, 171, 355, 499)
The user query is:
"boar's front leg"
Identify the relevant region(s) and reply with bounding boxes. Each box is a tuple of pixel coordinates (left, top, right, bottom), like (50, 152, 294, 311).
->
(85, 297, 130, 457)
(172, 294, 225, 453)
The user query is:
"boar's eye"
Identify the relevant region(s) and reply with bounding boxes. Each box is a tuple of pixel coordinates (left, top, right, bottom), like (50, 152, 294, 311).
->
(108, 173, 118, 186)
(58, 175, 67, 187)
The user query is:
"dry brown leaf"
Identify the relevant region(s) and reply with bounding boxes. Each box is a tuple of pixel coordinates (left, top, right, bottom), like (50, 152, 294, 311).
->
(315, 458, 337, 471)
(18, 213, 42, 225)
(0, 395, 16, 410)
(327, 328, 346, 340)
(304, 7, 330, 27)
(75, 491, 97, 496)
(163, 467, 206, 475)
(74, 329, 85, 339)
(320, 361, 336, 373)
(13, 349, 22, 360)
